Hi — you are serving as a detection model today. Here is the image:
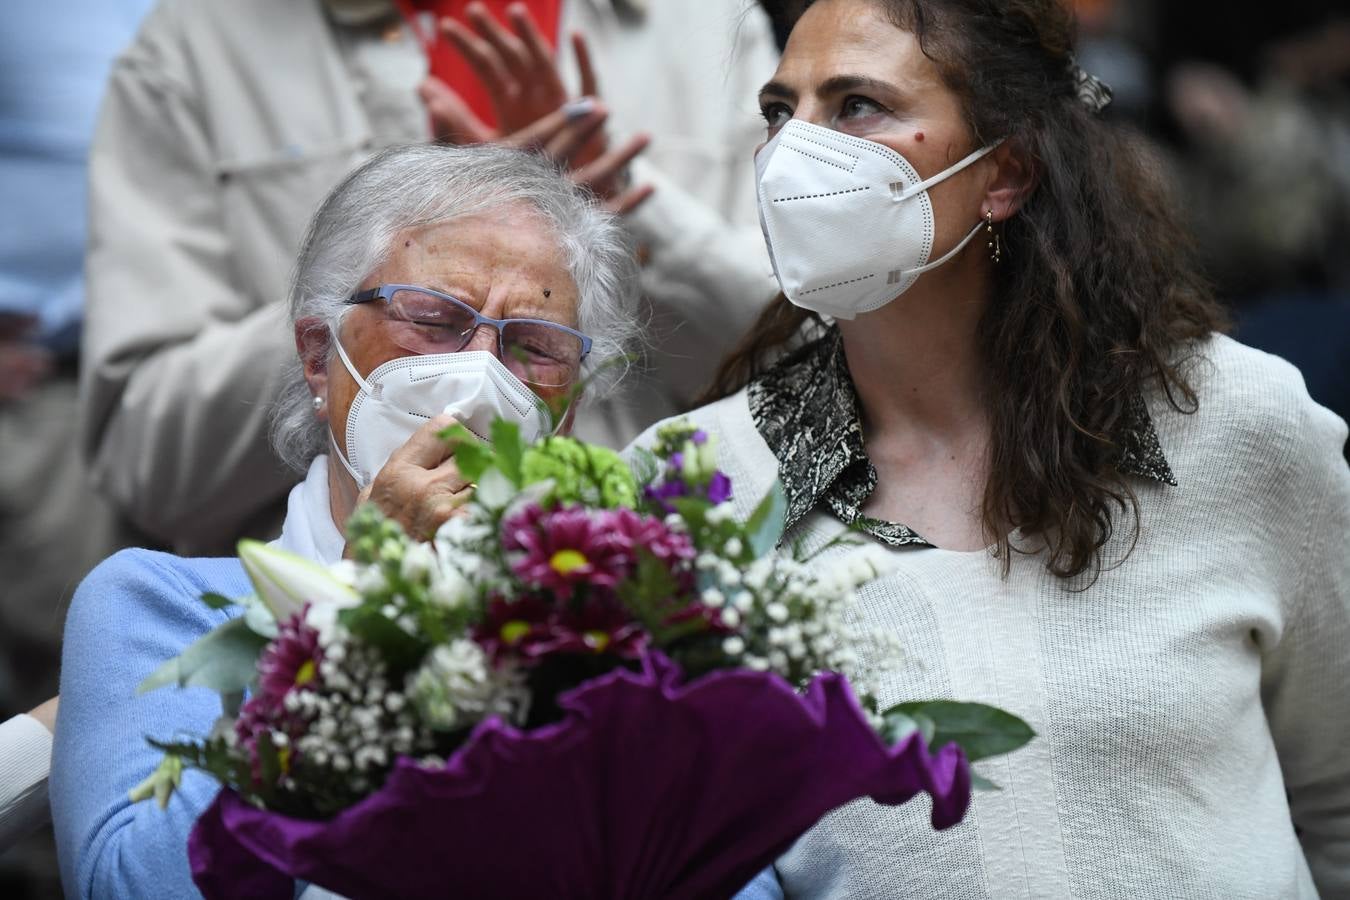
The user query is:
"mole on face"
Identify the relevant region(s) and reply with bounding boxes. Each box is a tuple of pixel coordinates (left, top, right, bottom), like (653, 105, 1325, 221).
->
(404, 239, 413, 247)
(914, 131, 925, 142)
(543, 289, 551, 298)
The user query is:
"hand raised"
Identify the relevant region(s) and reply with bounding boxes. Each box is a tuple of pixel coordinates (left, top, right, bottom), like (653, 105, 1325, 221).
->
(356, 413, 476, 542)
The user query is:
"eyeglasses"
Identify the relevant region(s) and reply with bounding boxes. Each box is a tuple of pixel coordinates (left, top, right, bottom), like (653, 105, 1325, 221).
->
(347, 284, 592, 388)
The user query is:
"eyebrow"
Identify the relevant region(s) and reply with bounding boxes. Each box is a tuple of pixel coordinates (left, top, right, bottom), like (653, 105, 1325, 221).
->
(758, 74, 903, 104)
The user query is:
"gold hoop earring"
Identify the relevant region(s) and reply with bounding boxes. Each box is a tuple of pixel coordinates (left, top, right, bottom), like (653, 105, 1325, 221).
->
(986, 209, 1002, 264)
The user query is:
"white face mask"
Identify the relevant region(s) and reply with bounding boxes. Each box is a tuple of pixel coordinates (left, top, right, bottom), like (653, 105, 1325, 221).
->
(330, 336, 553, 487)
(755, 118, 999, 320)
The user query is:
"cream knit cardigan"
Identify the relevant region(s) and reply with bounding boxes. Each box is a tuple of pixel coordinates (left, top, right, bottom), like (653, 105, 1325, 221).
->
(636, 335, 1349, 898)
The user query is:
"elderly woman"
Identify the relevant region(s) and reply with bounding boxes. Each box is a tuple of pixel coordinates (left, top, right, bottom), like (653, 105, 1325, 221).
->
(50, 143, 639, 898)
(661, 0, 1348, 897)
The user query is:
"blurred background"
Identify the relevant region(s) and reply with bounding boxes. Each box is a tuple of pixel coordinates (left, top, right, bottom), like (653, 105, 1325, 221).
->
(1, 0, 1346, 896)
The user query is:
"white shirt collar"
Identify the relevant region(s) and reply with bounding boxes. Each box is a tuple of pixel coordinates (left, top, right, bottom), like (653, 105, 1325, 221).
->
(270, 455, 346, 565)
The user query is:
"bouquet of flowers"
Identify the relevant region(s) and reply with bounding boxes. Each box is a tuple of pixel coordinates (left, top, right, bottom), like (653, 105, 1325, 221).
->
(135, 419, 1033, 899)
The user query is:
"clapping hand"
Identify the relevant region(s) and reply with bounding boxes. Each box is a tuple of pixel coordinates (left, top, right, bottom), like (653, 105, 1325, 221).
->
(417, 1, 653, 215)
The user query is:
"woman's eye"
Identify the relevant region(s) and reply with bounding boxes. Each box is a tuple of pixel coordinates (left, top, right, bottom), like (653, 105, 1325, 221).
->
(760, 102, 792, 130)
(840, 96, 885, 120)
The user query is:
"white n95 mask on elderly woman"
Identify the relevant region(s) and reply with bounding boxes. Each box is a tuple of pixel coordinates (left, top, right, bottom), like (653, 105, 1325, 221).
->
(330, 337, 553, 487)
(755, 118, 998, 320)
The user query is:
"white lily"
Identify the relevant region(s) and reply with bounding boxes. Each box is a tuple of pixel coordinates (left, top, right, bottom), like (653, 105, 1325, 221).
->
(237, 539, 359, 622)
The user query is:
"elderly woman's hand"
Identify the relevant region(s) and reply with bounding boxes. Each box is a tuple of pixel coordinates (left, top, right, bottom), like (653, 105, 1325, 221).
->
(356, 413, 475, 542)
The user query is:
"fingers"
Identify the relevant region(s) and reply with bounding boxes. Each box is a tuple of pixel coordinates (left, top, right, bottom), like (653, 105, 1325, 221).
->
(388, 413, 462, 470)
(572, 133, 651, 199)
(508, 3, 558, 74)
(570, 31, 600, 99)
(543, 107, 610, 165)
(418, 76, 496, 144)
(503, 99, 597, 151)
(605, 183, 656, 217)
(467, 1, 532, 77)
(441, 16, 520, 120)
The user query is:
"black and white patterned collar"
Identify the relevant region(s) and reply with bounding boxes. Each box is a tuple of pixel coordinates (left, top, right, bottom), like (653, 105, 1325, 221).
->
(746, 327, 1176, 546)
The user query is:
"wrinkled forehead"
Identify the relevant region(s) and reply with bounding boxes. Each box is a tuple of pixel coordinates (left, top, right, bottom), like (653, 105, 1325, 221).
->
(362, 208, 580, 323)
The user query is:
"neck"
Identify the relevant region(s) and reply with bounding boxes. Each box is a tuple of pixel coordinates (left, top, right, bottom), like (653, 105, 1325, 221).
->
(836, 253, 990, 441)
(327, 447, 361, 539)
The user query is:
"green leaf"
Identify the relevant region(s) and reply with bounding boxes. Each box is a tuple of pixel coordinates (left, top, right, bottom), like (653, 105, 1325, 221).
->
(882, 700, 1035, 762)
(627, 447, 660, 493)
(199, 592, 237, 611)
(745, 480, 787, 557)
(452, 439, 495, 484)
(490, 418, 525, 485)
(137, 616, 269, 696)
(128, 753, 184, 809)
(970, 770, 1002, 791)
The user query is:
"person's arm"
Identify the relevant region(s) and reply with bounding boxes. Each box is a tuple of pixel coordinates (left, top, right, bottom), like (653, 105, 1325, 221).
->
(1261, 378, 1350, 895)
(80, 3, 294, 552)
(733, 865, 786, 900)
(51, 549, 234, 899)
(0, 707, 55, 853)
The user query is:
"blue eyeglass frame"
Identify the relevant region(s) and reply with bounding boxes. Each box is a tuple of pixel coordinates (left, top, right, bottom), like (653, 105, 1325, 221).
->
(346, 283, 593, 361)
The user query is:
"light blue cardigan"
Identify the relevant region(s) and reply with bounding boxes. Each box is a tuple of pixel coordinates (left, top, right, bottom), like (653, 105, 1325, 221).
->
(51, 549, 244, 899)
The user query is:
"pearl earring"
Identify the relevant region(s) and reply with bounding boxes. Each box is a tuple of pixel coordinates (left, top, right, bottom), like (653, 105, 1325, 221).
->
(312, 395, 325, 411)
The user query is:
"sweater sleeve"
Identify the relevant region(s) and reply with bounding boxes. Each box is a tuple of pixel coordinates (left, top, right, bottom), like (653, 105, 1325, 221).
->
(1259, 382, 1350, 895)
(0, 714, 53, 853)
(51, 549, 236, 899)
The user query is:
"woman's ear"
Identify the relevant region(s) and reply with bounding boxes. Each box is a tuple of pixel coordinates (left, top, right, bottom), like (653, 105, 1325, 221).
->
(295, 317, 331, 418)
(983, 137, 1037, 222)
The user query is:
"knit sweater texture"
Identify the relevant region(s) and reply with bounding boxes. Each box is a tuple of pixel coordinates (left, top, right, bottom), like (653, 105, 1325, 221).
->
(51, 552, 246, 898)
(687, 335, 1348, 899)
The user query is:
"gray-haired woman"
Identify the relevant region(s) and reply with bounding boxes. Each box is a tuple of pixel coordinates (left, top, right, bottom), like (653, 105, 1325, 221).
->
(50, 143, 639, 898)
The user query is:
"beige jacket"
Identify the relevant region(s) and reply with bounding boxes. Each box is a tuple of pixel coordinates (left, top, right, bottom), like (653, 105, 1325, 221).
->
(81, 0, 778, 553)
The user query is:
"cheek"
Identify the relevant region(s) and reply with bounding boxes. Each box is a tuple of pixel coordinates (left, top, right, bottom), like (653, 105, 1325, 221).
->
(326, 358, 359, 455)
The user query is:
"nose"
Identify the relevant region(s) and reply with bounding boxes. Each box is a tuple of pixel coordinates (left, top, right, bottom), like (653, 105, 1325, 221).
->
(461, 322, 501, 357)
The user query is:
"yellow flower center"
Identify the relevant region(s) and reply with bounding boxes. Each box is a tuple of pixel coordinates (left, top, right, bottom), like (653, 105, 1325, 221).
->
(549, 549, 589, 575)
(500, 620, 531, 644)
(294, 660, 316, 686)
(582, 630, 611, 653)
(278, 746, 292, 774)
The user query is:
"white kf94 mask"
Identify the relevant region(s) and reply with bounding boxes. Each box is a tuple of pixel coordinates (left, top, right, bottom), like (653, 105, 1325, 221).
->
(755, 118, 999, 319)
(331, 336, 553, 487)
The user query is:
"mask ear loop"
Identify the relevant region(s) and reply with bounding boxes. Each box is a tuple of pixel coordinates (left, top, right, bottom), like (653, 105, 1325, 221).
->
(895, 140, 1002, 202)
(326, 323, 374, 487)
(899, 219, 988, 279)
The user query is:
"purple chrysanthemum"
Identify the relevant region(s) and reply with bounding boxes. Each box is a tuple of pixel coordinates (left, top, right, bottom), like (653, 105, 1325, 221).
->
(233, 611, 323, 785)
(607, 508, 696, 570)
(504, 505, 631, 596)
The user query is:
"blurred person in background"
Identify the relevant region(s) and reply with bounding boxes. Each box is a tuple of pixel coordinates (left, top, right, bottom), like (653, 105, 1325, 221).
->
(0, 1, 154, 892)
(80, 0, 779, 559)
(1155, 6, 1350, 444)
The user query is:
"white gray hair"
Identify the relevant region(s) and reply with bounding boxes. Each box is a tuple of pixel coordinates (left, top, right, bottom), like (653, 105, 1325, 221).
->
(271, 143, 641, 471)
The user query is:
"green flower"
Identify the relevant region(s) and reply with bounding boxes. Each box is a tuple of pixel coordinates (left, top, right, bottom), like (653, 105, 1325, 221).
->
(520, 437, 637, 509)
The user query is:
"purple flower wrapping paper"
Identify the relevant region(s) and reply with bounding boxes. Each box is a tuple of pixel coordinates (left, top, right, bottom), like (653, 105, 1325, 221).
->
(189, 652, 971, 899)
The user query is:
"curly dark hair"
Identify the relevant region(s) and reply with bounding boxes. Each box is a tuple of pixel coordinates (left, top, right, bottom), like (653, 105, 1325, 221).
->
(709, 0, 1229, 580)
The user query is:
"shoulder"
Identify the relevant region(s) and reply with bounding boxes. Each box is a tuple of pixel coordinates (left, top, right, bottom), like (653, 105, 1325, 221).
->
(627, 390, 757, 456)
(626, 391, 783, 520)
(117, 0, 325, 86)
(68, 549, 248, 639)
(1159, 333, 1347, 502)
(1191, 333, 1345, 459)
